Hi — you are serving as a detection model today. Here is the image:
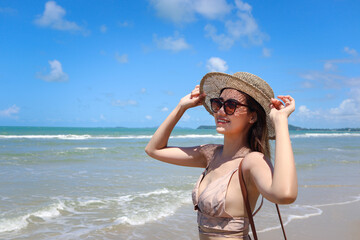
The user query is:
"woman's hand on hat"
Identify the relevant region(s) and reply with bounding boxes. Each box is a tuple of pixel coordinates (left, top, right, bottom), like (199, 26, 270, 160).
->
(179, 85, 206, 110)
(269, 95, 295, 121)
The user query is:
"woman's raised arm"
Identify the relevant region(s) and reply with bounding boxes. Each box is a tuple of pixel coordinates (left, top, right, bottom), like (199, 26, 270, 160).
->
(145, 85, 207, 168)
(244, 95, 298, 204)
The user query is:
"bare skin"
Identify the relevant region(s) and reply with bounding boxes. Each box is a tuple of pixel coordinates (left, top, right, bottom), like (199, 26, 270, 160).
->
(145, 85, 297, 239)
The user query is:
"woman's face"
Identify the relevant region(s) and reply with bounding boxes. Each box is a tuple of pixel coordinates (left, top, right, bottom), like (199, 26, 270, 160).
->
(214, 89, 255, 135)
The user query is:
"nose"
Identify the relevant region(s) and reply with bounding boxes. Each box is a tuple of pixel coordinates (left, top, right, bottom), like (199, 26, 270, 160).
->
(216, 104, 227, 116)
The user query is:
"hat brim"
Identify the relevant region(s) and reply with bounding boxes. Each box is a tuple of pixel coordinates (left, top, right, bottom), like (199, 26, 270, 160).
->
(200, 72, 275, 140)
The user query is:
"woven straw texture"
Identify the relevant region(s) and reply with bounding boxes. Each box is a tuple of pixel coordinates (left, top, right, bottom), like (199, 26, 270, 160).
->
(200, 72, 275, 139)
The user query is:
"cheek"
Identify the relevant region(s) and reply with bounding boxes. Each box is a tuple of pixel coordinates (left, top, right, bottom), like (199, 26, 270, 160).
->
(232, 112, 252, 125)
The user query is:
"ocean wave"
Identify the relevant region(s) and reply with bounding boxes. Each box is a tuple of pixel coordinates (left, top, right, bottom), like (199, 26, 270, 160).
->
(313, 194, 360, 207)
(257, 195, 360, 233)
(257, 205, 323, 233)
(0, 134, 223, 140)
(0, 135, 93, 140)
(0, 202, 65, 233)
(75, 147, 107, 151)
(292, 133, 360, 138)
(1, 132, 359, 140)
(115, 188, 192, 226)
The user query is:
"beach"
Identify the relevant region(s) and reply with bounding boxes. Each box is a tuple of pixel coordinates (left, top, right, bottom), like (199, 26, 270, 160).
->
(260, 197, 360, 240)
(0, 127, 359, 239)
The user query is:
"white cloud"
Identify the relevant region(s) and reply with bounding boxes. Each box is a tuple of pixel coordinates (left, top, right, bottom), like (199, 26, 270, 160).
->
(298, 49, 360, 126)
(205, 0, 267, 49)
(161, 107, 169, 112)
(206, 57, 228, 72)
(115, 53, 128, 63)
(149, 0, 231, 23)
(329, 99, 357, 116)
(346, 77, 360, 87)
(193, 0, 231, 19)
(323, 61, 337, 71)
(34, 1, 83, 32)
(299, 71, 345, 89)
(301, 81, 314, 88)
(344, 46, 357, 56)
(235, 0, 252, 11)
(262, 48, 271, 58)
(0, 105, 20, 118)
(296, 105, 317, 119)
(141, 88, 146, 94)
(37, 60, 69, 82)
(204, 24, 235, 49)
(145, 115, 152, 120)
(150, 0, 194, 23)
(154, 33, 190, 52)
(118, 21, 132, 27)
(100, 24, 107, 33)
(112, 100, 137, 107)
(296, 83, 360, 124)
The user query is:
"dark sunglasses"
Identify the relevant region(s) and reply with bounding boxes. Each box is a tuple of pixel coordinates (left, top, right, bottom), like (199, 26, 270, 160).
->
(210, 98, 249, 115)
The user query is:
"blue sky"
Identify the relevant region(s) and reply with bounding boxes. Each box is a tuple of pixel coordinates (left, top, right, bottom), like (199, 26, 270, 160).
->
(1, 0, 360, 128)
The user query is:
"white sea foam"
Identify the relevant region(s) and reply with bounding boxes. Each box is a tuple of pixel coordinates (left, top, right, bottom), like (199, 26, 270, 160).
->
(137, 188, 170, 197)
(0, 134, 222, 140)
(291, 133, 360, 138)
(257, 205, 323, 233)
(257, 195, 360, 233)
(116, 188, 192, 226)
(2, 132, 359, 140)
(75, 147, 107, 150)
(0, 134, 92, 140)
(0, 202, 65, 233)
(0, 215, 28, 233)
(326, 147, 344, 151)
(313, 194, 360, 207)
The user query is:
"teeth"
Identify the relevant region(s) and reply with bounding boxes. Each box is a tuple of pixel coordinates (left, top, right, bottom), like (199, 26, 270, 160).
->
(218, 119, 228, 123)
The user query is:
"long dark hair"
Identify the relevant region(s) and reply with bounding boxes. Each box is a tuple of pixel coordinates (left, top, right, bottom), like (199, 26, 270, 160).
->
(220, 88, 270, 159)
(245, 93, 270, 159)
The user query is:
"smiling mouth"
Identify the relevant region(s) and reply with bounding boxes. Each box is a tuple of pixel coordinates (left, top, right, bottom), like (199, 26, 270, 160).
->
(217, 119, 230, 124)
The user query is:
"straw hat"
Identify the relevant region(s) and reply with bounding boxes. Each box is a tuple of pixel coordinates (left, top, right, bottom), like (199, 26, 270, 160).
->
(200, 72, 275, 139)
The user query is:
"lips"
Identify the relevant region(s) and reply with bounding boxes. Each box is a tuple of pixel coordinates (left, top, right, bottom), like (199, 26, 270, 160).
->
(217, 118, 230, 124)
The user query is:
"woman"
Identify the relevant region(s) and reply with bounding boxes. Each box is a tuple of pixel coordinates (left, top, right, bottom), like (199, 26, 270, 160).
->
(145, 72, 297, 239)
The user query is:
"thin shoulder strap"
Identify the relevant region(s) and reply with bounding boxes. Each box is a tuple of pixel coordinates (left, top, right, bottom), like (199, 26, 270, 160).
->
(238, 160, 288, 240)
(238, 160, 258, 240)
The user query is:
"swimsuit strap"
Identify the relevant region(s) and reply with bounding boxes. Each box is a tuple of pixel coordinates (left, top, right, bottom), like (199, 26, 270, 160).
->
(238, 160, 287, 240)
(238, 160, 258, 240)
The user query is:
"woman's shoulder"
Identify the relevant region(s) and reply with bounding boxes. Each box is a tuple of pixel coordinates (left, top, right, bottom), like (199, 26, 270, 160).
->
(199, 144, 223, 165)
(199, 144, 222, 155)
(242, 151, 271, 170)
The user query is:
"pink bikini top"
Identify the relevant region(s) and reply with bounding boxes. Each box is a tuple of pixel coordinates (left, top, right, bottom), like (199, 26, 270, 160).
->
(191, 145, 250, 237)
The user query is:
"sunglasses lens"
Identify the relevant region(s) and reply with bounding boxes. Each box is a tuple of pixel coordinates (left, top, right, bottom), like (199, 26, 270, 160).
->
(210, 99, 222, 113)
(224, 100, 237, 115)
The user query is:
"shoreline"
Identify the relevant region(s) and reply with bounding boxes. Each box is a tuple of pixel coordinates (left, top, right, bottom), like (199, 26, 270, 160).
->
(259, 196, 360, 240)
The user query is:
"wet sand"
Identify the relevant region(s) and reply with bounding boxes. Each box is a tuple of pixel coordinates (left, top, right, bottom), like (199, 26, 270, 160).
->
(259, 199, 360, 240)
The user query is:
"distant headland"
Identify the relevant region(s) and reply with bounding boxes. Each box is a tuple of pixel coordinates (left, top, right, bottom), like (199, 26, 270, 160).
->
(197, 124, 360, 132)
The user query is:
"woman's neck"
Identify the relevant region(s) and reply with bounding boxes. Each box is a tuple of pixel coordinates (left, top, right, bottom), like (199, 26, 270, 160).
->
(222, 132, 250, 159)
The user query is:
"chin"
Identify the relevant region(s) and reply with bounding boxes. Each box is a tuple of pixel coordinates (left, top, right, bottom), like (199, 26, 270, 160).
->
(215, 125, 227, 134)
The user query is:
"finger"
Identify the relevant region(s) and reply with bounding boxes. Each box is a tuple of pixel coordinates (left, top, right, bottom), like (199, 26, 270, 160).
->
(278, 95, 293, 102)
(190, 89, 201, 98)
(278, 96, 295, 108)
(271, 98, 283, 109)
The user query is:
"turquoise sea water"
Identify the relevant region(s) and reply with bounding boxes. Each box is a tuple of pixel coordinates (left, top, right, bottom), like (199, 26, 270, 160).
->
(0, 127, 359, 239)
